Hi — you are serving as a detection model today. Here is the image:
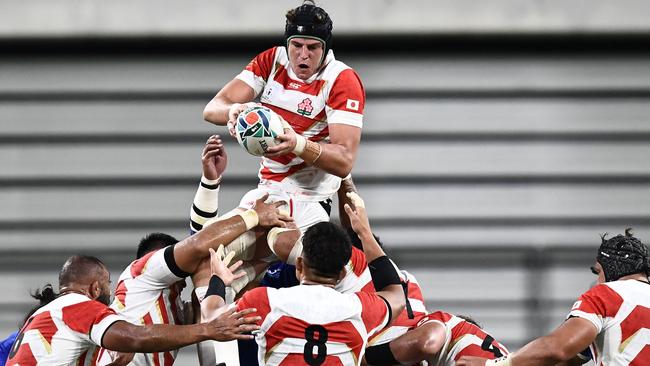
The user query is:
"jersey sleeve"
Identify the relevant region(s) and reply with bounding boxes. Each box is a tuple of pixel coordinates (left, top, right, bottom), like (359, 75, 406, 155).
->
(356, 292, 390, 337)
(129, 246, 190, 290)
(326, 68, 365, 128)
(235, 47, 277, 96)
(567, 283, 624, 333)
(62, 300, 123, 347)
(236, 287, 272, 327)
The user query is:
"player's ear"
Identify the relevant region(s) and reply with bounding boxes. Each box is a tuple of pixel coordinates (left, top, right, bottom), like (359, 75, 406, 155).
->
(295, 256, 304, 280)
(89, 280, 101, 300)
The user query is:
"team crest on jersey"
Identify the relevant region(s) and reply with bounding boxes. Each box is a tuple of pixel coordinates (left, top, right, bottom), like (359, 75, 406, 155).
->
(297, 98, 314, 116)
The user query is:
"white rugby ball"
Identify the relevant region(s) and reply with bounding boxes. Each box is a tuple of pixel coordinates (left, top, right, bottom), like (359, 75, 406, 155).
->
(235, 106, 284, 157)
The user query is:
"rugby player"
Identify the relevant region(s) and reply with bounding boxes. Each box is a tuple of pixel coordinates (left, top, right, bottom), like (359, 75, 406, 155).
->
(201, 192, 406, 365)
(6, 255, 260, 365)
(364, 311, 508, 366)
(457, 229, 650, 366)
(202, 1, 366, 267)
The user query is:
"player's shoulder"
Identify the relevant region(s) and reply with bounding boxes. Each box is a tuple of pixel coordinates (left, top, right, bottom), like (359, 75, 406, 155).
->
(242, 286, 271, 301)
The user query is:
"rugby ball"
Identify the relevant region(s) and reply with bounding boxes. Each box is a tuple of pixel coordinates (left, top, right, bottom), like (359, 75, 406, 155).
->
(235, 106, 284, 156)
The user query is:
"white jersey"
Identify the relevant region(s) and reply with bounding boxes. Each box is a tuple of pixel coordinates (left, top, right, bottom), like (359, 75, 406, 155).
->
(235, 285, 389, 365)
(237, 46, 365, 202)
(7, 293, 122, 366)
(568, 279, 650, 365)
(97, 246, 189, 366)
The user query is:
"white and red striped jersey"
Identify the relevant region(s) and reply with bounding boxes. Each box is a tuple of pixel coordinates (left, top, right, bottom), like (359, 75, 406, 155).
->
(335, 246, 373, 294)
(236, 46, 365, 202)
(6, 293, 122, 366)
(368, 270, 428, 346)
(97, 246, 189, 366)
(235, 284, 389, 365)
(567, 279, 650, 366)
(416, 311, 509, 366)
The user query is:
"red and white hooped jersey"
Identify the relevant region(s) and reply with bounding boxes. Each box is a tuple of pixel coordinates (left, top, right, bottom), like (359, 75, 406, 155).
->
(236, 46, 365, 202)
(97, 246, 188, 366)
(368, 270, 428, 346)
(6, 293, 122, 366)
(567, 279, 650, 366)
(235, 284, 389, 365)
(416, 311, 509, 366)
(335, 246, 374, 295)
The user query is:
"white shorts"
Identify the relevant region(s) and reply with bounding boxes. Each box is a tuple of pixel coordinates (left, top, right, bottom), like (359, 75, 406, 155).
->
(238, 185, 331, 232)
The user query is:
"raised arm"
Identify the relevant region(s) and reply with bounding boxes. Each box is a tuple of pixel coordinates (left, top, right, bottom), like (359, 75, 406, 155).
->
(344, 192, 405, 322)
(189, 135, 227, 235)
(337, 175, 359, 229)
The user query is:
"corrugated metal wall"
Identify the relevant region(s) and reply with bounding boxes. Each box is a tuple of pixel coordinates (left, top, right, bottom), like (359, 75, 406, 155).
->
(2, 37, 650, 357)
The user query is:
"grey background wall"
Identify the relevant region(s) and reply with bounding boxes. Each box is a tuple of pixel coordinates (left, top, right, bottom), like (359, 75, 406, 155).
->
(2, 1, 650, 364)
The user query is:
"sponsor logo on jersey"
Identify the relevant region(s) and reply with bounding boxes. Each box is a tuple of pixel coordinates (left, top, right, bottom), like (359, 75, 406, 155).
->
(572, 300, 582, 310)
(346, 99, 360, 111)
(297, 98, 314, 116)
(289, 82, 302, 89)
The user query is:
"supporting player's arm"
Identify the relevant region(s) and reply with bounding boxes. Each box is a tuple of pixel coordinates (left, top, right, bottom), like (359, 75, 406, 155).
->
(337, 175, 359, 229)
(174, 194, 293, 275)
(102, 307, 259, 353)
(457, 317, 597, 366)
(203, 79, 256, 127)
(190, 135, 227, 234)
(344, 192, 405, 322)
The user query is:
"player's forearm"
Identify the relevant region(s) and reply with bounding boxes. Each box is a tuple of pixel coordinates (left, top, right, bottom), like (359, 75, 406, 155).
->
(310, 143, 355, 178)
(337, 177, 357, 229)
(359, 231, 386, 262)
(509, 336, 574, 366)
(203, 97, 231, 125)
(105, 322, 210, 353)
(175, 214, 250, 273)
(189, 176, 221, 234)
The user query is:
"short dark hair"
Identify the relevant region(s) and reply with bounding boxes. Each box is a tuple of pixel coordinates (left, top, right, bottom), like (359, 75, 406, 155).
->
(58, 255, 106, 288)
(136, 232, 178, 259)
(302, 222, 352, 279)
(345, 227, 382, 251)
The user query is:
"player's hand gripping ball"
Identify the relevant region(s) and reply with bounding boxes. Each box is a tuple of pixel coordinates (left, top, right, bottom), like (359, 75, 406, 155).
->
(235, 106, 285, 156)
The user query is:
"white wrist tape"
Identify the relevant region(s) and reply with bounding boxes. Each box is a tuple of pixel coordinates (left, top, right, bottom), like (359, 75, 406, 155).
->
(238, 209, 259, 231)
(292, 134, 307, 155)
(486, 355, 512, 366)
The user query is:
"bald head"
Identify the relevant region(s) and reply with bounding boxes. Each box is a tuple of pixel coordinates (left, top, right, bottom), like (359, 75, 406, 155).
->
(59, 255, 107, 288)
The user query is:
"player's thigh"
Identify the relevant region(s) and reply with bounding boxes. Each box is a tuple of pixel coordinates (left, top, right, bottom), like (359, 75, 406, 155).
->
(292, 199, 331, 232)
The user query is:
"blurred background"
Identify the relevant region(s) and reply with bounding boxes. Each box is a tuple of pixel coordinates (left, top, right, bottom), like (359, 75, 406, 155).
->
(2, 0, 650, 364)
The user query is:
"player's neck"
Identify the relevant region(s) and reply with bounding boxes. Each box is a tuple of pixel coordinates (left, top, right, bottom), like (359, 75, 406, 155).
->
(58, 285, 91, 298)
(300, 278, 336, 288)
(618, 273, 649, 283)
